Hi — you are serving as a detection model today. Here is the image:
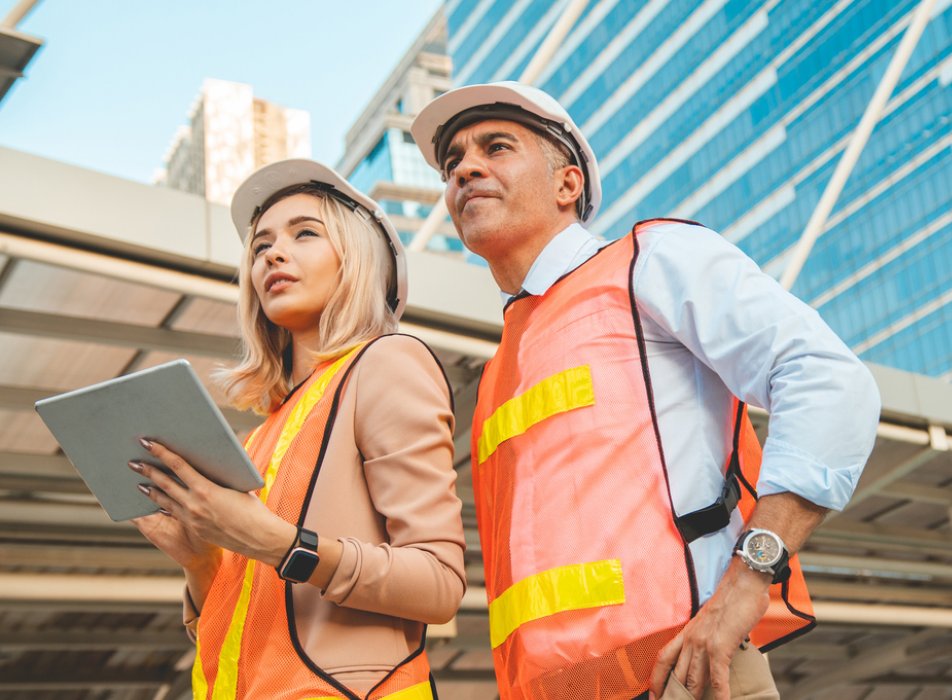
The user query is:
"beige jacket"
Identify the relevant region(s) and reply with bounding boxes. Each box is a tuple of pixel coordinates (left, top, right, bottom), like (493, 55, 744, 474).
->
(187, 334, 466, 694)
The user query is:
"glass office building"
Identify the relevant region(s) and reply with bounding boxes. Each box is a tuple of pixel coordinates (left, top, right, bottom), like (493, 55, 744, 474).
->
(338, 11, 463, 252)
(446, 0, 952, 379)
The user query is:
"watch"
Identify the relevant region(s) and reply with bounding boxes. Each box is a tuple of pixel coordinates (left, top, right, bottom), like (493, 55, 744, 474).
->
(734, 528, 791, 584)
(277, 527, 320, 583)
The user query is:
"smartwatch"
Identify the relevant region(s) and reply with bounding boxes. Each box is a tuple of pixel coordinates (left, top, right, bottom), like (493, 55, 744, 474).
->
(277, 527, 320, 583)
(734, 528, 791, 584)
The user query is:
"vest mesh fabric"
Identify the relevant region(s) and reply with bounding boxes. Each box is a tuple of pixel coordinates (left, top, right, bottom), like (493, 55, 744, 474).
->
(472, 224, 813, 700)
(194, 345, 434, 699)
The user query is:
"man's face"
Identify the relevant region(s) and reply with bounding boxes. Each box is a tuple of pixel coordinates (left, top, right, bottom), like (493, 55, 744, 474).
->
(441, 119, 562, 261)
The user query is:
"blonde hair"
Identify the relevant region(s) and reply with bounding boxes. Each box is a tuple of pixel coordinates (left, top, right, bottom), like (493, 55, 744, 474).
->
(217, 184, 398, 414)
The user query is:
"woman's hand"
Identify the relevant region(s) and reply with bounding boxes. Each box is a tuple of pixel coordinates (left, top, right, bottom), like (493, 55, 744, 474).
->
(129, 439, 296, 568)
(131, 508, 220, 571)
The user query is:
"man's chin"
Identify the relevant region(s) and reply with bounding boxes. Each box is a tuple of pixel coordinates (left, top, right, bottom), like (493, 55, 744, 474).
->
(458, 225, 494, 253)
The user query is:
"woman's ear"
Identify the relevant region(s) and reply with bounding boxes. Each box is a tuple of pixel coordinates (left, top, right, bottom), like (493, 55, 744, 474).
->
(555, 164, 585, 212)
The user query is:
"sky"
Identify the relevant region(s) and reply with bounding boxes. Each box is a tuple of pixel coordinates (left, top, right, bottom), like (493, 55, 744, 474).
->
(0, 0, 442, 183)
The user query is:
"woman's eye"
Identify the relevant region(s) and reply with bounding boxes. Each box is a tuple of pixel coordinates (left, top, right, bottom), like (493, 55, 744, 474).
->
(253, 242, 270, 256)
(297, 228, 319, 239)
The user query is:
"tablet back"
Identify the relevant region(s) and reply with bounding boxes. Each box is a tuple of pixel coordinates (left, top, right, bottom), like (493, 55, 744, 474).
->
(35, 359, 264, 521)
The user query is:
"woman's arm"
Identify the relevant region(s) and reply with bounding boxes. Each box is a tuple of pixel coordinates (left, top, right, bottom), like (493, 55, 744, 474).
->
(319, 334, 467, 624)
(130, 334, 466, 624)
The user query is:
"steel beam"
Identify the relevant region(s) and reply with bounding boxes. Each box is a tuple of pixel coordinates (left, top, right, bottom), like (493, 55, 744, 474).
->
(807, 580, 952, 606)
(0, 307, 239, 357)
(0, 542, 177, 571)
(886, 480, 952, 506)
(839, 446, 941, 512)
(0, 667, 169, 690)
(0, 629, 188, 650)
(0, 499, 132, 529)
(801, 552, 952, 580)
(811, 519, 952, 555)
(0, 473, 87, 494)
(0, 572, 183, 602)
(0, 451, 74, 477)
(784, 629, 950, 699)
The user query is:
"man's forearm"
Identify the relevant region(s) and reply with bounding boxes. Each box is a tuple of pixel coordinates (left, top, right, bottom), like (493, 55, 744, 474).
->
(745, 491, 828, 554)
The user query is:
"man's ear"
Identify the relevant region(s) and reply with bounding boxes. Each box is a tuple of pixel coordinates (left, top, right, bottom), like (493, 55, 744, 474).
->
(555, 164, 585, 211)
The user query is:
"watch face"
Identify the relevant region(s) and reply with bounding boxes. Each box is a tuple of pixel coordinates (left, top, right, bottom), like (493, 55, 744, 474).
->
(282, 548, 319, 583)
(746, 532, 781, 566)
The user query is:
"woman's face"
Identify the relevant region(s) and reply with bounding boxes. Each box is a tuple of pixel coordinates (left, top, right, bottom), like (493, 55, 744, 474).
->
(249, 193, 342, 336)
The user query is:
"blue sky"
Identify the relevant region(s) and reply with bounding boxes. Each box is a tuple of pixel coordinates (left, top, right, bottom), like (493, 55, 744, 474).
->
(0, 0, 442, 183)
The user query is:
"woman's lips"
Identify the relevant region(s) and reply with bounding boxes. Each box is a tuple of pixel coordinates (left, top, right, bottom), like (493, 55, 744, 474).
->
(265, 273, 297, 292)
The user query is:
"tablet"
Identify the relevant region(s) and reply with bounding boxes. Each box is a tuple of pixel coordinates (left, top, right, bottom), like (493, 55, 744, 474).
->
(35, 359, 264, 521)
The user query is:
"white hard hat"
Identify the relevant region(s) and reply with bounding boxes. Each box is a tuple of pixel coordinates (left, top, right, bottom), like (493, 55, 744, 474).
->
(230, 158, 408, 319)
(410, 81, 601, 222)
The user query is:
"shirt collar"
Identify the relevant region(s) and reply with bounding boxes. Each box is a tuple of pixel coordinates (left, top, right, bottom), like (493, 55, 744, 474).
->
(501, 223, 603, 303)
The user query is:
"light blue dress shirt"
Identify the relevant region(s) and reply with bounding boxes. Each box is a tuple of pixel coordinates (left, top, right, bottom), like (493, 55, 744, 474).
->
(506, 221, 881, 603)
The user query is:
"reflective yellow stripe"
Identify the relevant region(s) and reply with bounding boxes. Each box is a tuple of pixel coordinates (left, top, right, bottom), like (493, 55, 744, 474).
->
(211, 559, 256, 699)
(488, 559, 625, 649)
(197, 345, 364, 699)
(192, 635, 208, 698)
(477, 365, 594, 464)
(261, 345, 363, 500)
(243, 424, 264, 451)
(380, 680, 434, 700)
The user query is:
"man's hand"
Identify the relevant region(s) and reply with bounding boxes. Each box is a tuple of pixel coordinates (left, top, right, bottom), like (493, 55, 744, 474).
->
(650, 559, 770, 699)
(650, 492, 827, 698)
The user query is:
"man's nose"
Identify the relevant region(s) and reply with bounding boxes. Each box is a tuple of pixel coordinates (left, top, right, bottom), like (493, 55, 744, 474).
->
(455, 153, 485, 187)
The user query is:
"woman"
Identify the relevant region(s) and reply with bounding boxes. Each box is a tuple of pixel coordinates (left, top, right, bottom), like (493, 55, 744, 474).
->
(129, 159, 466, 699)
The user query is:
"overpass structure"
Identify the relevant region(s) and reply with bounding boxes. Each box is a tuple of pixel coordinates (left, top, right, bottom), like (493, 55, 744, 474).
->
(0, 147, 951, 699)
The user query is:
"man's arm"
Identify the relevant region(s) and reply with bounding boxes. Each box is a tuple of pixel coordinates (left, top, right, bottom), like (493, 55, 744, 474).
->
(633, 222, 881, 699)
(649, 493, 826, 699)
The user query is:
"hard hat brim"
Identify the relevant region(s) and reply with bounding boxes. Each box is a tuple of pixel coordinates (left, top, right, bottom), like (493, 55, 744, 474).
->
(410, 82, 601, 222)
(230, 159, 408, 318)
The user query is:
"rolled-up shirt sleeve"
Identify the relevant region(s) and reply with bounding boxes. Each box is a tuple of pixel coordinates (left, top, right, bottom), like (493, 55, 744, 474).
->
(321, 334, 466, 623)
(633, 223, 881, 510)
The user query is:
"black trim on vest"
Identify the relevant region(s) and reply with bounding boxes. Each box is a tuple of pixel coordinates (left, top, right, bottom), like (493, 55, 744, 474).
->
(675, 401, 745, 544)
(502, 236, 625, 313)
(282, 336, 433, 699)
(629, 227, 700, 617)
(637, 217, 703, 227)
(365, 624, 433, 700)
(758, 578, 817, 653)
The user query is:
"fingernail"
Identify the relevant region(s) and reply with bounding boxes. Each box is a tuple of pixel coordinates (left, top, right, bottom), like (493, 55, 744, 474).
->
(139, 438, 153, 450)
(158, 508, 171, 516)
(137, 484, 151, 496)
(128, 461, 144, 473)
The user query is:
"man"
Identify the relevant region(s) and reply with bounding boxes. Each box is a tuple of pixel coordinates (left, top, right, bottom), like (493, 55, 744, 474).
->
(411, 82, 880, 700)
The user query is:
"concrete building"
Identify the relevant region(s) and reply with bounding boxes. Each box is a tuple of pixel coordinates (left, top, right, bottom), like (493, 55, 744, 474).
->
(445, 0, 952, 380)
(155, 79, 311, 206)
(336, 9, 461, 252)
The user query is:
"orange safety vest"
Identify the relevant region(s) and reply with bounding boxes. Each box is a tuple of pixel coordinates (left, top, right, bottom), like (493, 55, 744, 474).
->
(192, 340, 435, 700)
(472, 221, 814, 700)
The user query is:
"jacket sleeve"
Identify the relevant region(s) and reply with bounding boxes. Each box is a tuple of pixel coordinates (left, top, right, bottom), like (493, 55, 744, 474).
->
(320, 334, 466, 623)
